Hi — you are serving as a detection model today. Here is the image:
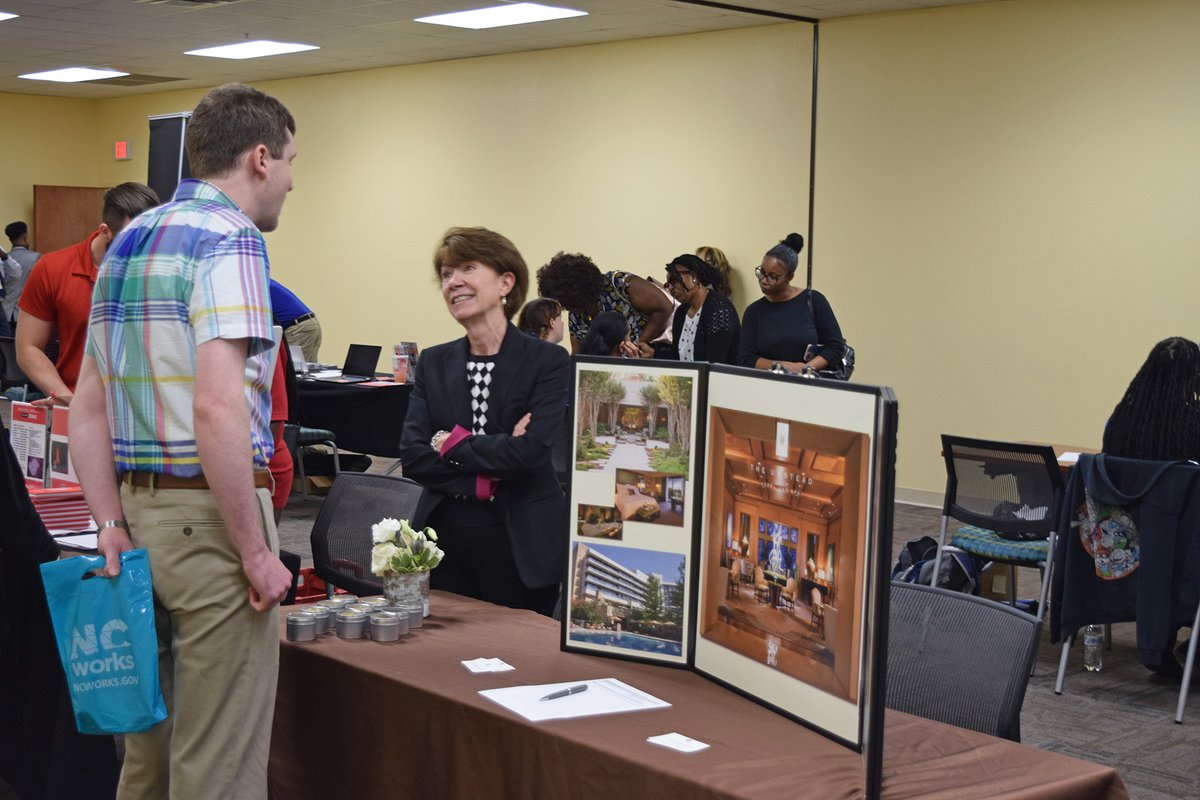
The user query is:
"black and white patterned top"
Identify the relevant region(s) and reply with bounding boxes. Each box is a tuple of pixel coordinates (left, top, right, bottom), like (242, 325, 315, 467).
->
(466, 359, 496, 435)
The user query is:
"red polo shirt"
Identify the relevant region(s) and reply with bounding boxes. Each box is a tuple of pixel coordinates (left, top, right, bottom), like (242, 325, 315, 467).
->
(17, 230, 102, 392)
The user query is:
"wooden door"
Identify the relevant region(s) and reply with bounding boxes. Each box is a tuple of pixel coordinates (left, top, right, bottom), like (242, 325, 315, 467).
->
(33, 185, 106, 253)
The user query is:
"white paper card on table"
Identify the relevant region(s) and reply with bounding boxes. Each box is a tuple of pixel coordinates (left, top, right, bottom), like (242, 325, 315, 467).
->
(1058, 451, 1081, 464)
(462, 657, 515, 673)
(479, 678, 669, 722)
(647, 732, 710, 753)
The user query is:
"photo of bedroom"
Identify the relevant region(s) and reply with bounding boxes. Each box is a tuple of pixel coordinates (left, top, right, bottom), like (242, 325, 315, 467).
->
(577, 504, 623, 539)
(613, 469, 685, 527)
(699, 406, 869, 704)
(574, 369, 692, 478)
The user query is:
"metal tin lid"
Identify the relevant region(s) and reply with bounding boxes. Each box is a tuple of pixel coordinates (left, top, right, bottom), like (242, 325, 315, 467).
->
(335, 609, 368, 622)
(370, 611, 402, 626)
(286, 612, 316, 626)
(305, 606, 330, 619)
(362, 596, 390, 606)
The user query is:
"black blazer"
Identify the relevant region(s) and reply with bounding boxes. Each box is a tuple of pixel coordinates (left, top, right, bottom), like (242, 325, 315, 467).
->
(399, 324, 570, 589)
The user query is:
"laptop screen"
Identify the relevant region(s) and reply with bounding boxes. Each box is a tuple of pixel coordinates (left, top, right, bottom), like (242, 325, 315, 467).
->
(342, 344, 381, 377)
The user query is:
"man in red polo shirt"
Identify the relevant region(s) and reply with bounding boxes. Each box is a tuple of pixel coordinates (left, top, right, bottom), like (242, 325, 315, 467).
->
(16, 182, 159, 405)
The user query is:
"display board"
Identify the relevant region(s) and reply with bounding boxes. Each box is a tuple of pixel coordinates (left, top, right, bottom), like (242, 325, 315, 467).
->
(561, 361, 897, 799)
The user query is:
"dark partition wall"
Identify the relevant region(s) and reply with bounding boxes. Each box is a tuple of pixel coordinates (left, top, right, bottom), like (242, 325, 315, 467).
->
(147, 113, 191, 203)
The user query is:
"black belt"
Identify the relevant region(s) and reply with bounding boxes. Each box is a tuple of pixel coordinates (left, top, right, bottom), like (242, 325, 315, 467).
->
(283, 312, 316, 329)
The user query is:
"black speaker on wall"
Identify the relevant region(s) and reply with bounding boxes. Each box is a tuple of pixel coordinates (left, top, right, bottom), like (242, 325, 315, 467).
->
(147, 113, 192, 202)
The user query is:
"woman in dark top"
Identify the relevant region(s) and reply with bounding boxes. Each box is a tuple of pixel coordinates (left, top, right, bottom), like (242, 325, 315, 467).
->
(580, 310, 630, 357)
(536, 251, 673, 355)
(737, 233, 845, 373)
(399, 227, 570, 616)
(1101, 336, 1200, 678)
(636, 253, 740, 365)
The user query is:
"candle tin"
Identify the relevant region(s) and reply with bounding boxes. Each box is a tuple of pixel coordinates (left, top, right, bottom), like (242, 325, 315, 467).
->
(335, 609, 368, 639)
(404, 601, 423, 629)
(369, 611, 408, 641)
(285, 611, 317, 642)
(306, 606, 331, 635)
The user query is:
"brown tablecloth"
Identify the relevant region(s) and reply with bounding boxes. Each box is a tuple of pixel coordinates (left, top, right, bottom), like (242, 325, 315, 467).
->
(269, 592, 1128, 800)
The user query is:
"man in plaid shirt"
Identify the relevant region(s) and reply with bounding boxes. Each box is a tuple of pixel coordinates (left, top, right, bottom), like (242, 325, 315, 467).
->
(70, 83, 297, 800)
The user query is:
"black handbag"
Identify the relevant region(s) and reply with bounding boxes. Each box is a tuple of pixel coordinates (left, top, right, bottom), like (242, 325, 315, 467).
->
(805, 290, 855, 381)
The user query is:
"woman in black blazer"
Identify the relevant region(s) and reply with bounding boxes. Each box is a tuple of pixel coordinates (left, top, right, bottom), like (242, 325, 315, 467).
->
(399, 227, 570, 615)
(636, 254, 740, 365)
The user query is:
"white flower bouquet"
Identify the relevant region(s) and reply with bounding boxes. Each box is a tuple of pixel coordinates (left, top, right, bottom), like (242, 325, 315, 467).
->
(369, 518, 443, 577)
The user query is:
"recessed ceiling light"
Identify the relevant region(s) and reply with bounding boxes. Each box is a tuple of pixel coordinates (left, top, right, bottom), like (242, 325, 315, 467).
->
(416, 3, 586, 30)
(185, 40, 319, 60)
(20, 67, 129, 83)
(0, 12, 19, 22)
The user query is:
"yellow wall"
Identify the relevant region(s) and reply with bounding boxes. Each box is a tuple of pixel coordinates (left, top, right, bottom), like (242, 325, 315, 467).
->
(87, 23, 813, 366)
(817, 0, 1200, 496)
(6, 0, 1198, 497)
(0, 93, 102, 246)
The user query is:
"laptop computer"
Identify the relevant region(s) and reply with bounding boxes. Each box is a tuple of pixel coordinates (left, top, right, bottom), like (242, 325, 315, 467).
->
(314, 344, 382, 384)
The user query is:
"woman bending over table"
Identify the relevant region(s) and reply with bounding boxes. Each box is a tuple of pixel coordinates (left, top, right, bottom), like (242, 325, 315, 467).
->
(738, 233, 845, 374)
(536, 251, 673, 355)
(399, 227, 570, 616)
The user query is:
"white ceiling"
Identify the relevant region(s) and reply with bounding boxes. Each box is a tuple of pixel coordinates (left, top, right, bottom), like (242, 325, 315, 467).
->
(0, 0, 998, 99)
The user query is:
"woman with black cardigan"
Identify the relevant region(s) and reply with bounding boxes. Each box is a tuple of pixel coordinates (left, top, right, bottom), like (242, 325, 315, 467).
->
(635, 254, 740, 365)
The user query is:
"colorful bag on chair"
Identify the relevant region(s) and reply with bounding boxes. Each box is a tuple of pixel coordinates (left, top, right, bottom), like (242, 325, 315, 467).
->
(40, 548, 167, 734)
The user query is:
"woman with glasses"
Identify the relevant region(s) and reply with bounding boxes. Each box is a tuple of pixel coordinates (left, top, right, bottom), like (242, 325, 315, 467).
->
(635, 253, 740, 365)
(738, 233, 845, 374)
(535, 251, 673, 355)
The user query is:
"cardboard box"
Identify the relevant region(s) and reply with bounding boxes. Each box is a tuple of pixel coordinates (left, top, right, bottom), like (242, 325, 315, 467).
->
(980, 561, 1016, 602)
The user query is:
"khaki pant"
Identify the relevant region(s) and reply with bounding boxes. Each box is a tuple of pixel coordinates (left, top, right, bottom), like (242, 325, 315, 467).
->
(116, 481, 280, 800)
(285, 316, 322, 364)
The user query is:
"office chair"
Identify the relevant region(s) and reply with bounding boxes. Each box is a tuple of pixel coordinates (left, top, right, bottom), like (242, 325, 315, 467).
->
(931, 435, 1064, 622)
(1051, 454, 1200, 723)
(309, 472, 425, 597)
(887, 581, 1041, 741)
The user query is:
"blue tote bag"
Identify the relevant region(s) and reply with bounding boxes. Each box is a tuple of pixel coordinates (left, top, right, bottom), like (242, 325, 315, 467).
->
(40, 548, 168, 734)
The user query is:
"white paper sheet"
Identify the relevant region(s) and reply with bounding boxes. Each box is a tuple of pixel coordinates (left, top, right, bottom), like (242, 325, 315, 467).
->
(1058, 451, 1081, 464)
(479, 678, 669, 722)
(52, 532, 99, 551)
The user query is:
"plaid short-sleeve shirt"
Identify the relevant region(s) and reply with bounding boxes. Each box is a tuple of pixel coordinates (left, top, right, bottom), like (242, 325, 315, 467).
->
(86, 179, 275, 476)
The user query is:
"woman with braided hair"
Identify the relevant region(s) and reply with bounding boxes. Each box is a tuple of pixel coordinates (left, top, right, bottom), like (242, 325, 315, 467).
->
(1101, 336, 1200, 678)
(1102, 337, 1200, 461)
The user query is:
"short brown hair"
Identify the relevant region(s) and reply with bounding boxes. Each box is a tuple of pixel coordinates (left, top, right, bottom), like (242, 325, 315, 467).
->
(102, 182, 159, 231)
(517, 297, 562, 339)
(433, 227, 529, 320)
(186, 83, 295, 178)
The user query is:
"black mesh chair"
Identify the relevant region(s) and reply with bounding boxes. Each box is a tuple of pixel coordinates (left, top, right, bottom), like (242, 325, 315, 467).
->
(887, 581, 1041, 741)
(931, 435, 1065, 621)
(309, 472, 425, 597)
(0, 335, 34, 401)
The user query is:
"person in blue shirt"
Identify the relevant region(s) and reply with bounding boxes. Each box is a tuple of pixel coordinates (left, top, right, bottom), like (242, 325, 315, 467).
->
(269, 278, 321, 363)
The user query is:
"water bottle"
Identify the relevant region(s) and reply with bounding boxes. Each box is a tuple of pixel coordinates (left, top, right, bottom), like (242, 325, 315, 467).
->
(1082, 624, 1104, 672)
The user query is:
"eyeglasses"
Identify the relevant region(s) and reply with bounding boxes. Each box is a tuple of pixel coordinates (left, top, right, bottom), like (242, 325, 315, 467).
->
(754, 266, 785, 285)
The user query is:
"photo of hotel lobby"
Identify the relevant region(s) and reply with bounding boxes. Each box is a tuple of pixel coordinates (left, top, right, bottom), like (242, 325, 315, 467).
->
(700, 407, 870, 703)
